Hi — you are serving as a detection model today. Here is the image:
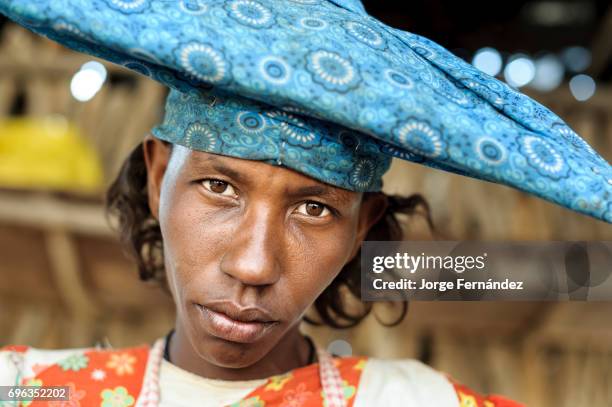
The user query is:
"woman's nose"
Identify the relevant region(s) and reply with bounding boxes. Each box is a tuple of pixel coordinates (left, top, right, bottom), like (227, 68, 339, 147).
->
(219, 204, 282, 287)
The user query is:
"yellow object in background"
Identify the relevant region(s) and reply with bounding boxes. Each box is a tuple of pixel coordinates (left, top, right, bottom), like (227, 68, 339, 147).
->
(0, 116, 104, 194)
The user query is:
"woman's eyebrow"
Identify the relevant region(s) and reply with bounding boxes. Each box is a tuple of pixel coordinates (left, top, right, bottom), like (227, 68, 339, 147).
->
(188, 155, 246, 183)
(287, 185, 351, 205)
(211, 163, 245, 183)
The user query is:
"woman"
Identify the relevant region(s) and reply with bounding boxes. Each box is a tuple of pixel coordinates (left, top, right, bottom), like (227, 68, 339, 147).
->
(1, 0, 610, 406)
(0, 135, 520, 407)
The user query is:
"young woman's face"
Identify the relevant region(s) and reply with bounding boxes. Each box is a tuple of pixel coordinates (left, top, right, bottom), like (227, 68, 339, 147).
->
(145, 138, 384, 369)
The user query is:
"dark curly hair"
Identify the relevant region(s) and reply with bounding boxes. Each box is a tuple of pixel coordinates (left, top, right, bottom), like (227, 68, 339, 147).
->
(106, 141, 435, 329)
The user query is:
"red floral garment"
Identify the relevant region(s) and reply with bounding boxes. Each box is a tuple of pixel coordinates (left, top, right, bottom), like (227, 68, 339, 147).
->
(228, 357, 367, 407)
(2, 344, 522, 406)
(450, 379, 526, 407)
(2, 343, 149, 407)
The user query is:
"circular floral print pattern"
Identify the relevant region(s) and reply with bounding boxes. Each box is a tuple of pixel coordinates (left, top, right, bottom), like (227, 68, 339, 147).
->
(52, 20, 89, 39)
(105, 0, 147, 13)
(299, 17, 328, 30)
(339, 130, 359, 149)
(282, 105, 311, 116)
(122, 60, 152, 77)
(412, 44, 437, 60)
(519, 136, 568, 179)
(179, 0, 208, 15)
(394, 119, 445, 158)
(433, 77, 473, 106)
(226, 0, 274, 29)
(236, 111, 267, 133)
(554, 124, 597, 156)
(350, 159, 376, 189)
(179, 42, 227, 84)
(306, 50, 360, 93)
(58, 354, 89, 372)
(381, 143, 426, 162)
(384, 69, 414, 89)
(259, 56, 291, 85)
(475, 137, 507, 166)
(343, 21, 386, 50)
(269, 111, 318, 146)
(101, 386, 134, 407)
(184, 122, 218, 150)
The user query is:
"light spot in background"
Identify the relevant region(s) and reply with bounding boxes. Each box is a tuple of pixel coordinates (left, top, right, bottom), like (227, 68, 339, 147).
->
(504, 54, 535, 88)
(472, 47, 503, 77)
(561, 46, 592, 73)
(569, 74, 596, 101)
(80, 61, 108, 82)
(530, 54, 564, 92)
(327, 339, 352, 357)
(70, 61, 107, 102)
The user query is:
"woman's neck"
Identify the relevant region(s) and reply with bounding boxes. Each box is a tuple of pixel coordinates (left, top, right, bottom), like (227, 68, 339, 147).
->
(167, 325, 312, 381)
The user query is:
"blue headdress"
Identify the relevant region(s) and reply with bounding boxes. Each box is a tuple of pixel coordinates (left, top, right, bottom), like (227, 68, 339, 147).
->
(1, 0, 610, 222)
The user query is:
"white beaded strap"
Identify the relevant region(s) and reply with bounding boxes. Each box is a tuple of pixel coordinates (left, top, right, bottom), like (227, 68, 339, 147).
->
(134, 338, 165, 407)
(316, 347, 347, 407)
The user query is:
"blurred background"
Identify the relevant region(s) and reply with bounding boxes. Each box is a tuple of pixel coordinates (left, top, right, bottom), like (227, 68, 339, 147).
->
(0, 1, 611, 406)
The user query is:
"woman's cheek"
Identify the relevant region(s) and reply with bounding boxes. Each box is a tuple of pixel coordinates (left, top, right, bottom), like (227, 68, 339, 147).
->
(287, 226, 354, 308)
(166, 192, 235, 248)
(161, 196, 233, 295)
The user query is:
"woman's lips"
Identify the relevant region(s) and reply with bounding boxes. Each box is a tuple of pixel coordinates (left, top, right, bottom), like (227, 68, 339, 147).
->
(195, 303, 278, 344)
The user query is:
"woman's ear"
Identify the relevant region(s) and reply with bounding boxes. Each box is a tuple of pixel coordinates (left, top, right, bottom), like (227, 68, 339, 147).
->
(143, 135, 171, 220)
(349, 192, 389, 259)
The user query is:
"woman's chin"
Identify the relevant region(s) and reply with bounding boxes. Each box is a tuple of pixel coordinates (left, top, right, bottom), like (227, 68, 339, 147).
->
(195, 336, 271, 369)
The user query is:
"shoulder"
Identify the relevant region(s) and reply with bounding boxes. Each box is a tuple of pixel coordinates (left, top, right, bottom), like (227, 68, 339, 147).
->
(0, 342, 152, 399)
(352, 357, 523, 407)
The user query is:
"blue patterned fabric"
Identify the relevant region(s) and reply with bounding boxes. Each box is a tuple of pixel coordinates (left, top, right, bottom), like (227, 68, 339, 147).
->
(152, 89, 391, 190)
(1, 0, 611, 223)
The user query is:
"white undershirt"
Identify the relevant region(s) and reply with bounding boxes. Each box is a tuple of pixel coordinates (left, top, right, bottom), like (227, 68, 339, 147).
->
(158, 358, 266, 407)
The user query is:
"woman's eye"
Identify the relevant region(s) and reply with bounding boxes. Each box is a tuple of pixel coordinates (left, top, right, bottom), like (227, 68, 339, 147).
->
(202, 179, 237, 197)
(296, 201, 331, 218)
